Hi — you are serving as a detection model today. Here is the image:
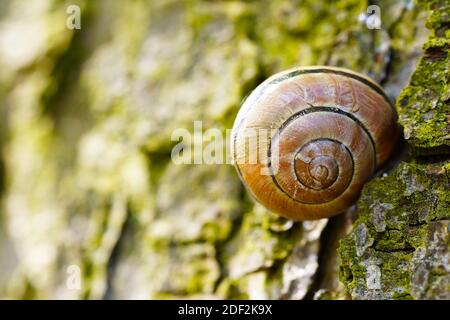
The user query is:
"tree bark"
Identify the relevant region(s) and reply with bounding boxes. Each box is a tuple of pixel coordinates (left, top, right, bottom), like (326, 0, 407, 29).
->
(0, 0, 448, 299)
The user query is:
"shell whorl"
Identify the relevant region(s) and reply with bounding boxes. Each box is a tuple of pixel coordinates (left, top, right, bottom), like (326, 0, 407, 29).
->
(232, 66, 399, 221)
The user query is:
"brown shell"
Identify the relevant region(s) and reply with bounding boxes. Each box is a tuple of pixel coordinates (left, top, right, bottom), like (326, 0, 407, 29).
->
(231, 66, 399, 221)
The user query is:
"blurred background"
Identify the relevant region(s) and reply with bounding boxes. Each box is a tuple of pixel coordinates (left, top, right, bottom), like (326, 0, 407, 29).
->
(0, 0, 434, 299)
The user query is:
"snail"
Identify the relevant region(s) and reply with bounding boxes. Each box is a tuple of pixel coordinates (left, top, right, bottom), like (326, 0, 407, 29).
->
(231, 66, 399, 221)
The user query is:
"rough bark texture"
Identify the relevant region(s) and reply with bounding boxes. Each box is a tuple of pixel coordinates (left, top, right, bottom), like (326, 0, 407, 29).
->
(0, 0, 447, 300)
(339, 0, 450, 300)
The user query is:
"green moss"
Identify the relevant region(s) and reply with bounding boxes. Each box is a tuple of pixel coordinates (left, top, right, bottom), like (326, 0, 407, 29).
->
(396, 0, 450, 154)
(375, 230, 408, 252)
(339, 160, 450, 299)
(255, 0, 369, 71)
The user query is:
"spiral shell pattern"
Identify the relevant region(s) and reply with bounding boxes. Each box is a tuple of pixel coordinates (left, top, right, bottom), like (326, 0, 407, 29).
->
(231, 66, 399, 220)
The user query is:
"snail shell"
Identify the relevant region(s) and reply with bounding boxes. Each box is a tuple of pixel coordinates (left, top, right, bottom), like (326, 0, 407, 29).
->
(231, 66, 399, 221)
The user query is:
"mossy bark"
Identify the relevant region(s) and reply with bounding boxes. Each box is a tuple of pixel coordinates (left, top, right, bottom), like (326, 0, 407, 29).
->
(339, 0, 450, 300)
(0, 0, 447, 299)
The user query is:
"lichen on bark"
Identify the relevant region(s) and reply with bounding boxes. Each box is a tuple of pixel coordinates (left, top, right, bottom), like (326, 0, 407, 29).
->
(0, 0, 447, 300)
(396, 0, 450, 154)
